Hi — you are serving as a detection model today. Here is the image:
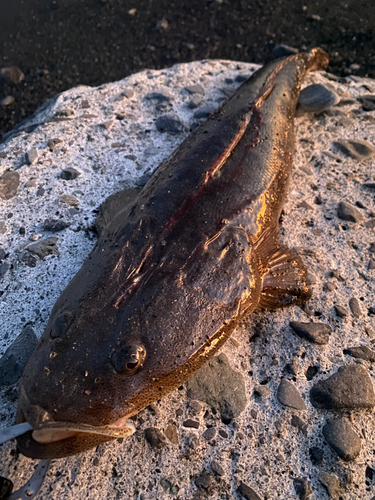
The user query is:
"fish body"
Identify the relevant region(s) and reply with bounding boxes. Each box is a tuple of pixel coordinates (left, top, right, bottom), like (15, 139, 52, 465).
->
(17, 48, 329, 459)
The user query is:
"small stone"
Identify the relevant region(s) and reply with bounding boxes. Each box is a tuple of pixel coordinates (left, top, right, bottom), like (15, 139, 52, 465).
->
(111, 142, 124, 148)
(36, 187, 45, 196)
(324, 281, 337, 292)
(337, 201, 363, 223)
(43, 219, 69, 232)
(293, 477, 313, 500)
(218, 429, 228, 438)
(0, 171, 20, 200)
(277, 378, 306, 411)
(211, 460, 225, 477)
(334, 305, 349, 318)
(136, 173, 151, 187)
(26, 148, 38, 165)
(0, 249, 6, 261)
(186, 433, 199, 450)
(296, 84, 340, 115)
(291, 414, 308, 435)
(202, 427, 216, 441)
(102, 120, 114, 130)
(185, 84, 205, 95)
(144, 427, 166, 450)
(188, 95, 203, 109)
(21, 252, 37, 267)
(310, 364, 375, 409)
(164, 424, 179, 445)
(305, 366, 319, 380)
(81, 99, 90, 108)
(319, 472, 341, 499)
(0, 66, 24, 83)
(272, 44, 299, 58)
(183, 419, 199, 429)
(0, 261, 9, 280)
(145, 90, 173, 103)
(323, 418, 361, 461)
(59, 194, 80, 206)
(47, 138, 63, 150)
(26, 237, 60, 259)
(123, 87, 135, 98)
(194, 471, 214, 492)
(189, 400, 202, 413)
(253, 385, 271, 398)
(363, 182, 375, 190)
(1, 96, 15, 106)
(156, 115, 185, 134)
(290, 321, 331, 345)
(309, 446, 324, 465)
(154, 17, 169, 30)
(160, 478, 179, 495)
(0, 222, 7, 234)
(0, 325, 38, 387)
(194, 106, 216, 119)
(358, 94, 375, 111)
(144, 146, 159, 156)
(61, 168, 81, 180)
(349, 297, 362, 318)
(343, 345, 375, 362)
(332, 139, 375, 161)
(237, 482, 262, 500)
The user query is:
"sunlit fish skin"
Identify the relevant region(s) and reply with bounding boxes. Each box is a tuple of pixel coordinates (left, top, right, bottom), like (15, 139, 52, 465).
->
(17, 48, 329, 459)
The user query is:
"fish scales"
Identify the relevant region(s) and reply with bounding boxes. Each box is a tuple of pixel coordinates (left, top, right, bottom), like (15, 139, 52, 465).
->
(16, 48, 328, 459)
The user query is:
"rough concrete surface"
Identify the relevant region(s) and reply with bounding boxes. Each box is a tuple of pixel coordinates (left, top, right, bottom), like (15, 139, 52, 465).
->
(0, 59, 374, 499)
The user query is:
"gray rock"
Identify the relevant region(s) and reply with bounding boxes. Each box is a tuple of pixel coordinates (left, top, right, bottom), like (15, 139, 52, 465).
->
(363, 182, 375, 190)
(26, 237, 60, 259)
(277, 378, 306, 410)
(349, 297, 362, 318)
(211, 460, 225, 477)
(185, 84, 205, 95)
(0, 325, 37, 387)
(309, 446, 324, 465)
(272, 44, 299, 59)
(293, 477, 313, 500)
(164, 424, 178, 445)
(61, 167, 81, 180)
(0, 249, 6, 261)
(237, 482, 262, 500)
(123, 87, 134, 99)
(143, 146, 159, 156)
(0, 261, 9, 281)
(43, 219, 69, 232)
(186, 353, 247, 422)
(235, 74, 251, 83)
(1, 96, 15, 106)
(0, 222, 7, 234)
(194, 471, 214, 493)
(145, 90, 173, 102)
(144, 427, 166, 450)
(358, 94, 375, 111)
(323, 418, 361, 461)
(193, 106, 216, 119)
(188, 95, 203, 109)
(21, 252, 37, 267)
(310, 364, 375, 409)
(156, 115, 185, 134)
(59, 194, 80, 206)
(334, 304, 349, 318)
(0, 171, 20, 200)
(332, 139, 375, 161)
(102, 120, 114, 130)
(160, 478, 179, 495)
(47, 138, 63, 150)
(183, 419, 199, 429)
(291, 414, 308, 435)
(343, 345, 375, 362)
(253, 385, 271, 398)
(319, 472, 341, 499)
(296, 84, 340, 115)
(202, 427, 216, 441)
(337, 201, 363, 223)
(26, 148, 39, 165)
(290, 321, 331, 345)
(0, 66, 24, 84)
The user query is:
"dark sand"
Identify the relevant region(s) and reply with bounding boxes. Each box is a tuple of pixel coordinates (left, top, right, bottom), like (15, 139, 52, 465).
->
(0, 0, 374, 139)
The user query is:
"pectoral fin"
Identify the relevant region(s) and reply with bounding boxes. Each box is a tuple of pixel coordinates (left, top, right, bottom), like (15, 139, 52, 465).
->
(258, 246, 312, 309)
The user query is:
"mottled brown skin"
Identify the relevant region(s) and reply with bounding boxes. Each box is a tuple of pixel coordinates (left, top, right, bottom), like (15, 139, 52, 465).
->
(17, 49, 328, 459)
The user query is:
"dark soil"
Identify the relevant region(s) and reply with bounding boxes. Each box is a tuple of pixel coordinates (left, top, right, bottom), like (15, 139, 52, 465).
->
(0, 0, 374, 139)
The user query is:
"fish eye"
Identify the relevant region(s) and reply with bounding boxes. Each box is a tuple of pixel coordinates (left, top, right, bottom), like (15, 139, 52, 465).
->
(111, 344, 146, 375)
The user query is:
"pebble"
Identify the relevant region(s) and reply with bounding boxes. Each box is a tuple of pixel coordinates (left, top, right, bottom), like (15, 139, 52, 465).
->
(59, 194, 80, 206)
(0, 222, 7, 234)
(293, 477, 313, 500)
(202, 427, 216, 441)
(144, 427, 166, 450)
(324, 281, 337, 292)
(289, 321, 331, 345)
(235, 74, 251, 83)
(21, 252, 37, 267)
(211, 460, 225, 477)
(184, 84, 205, 95)
(186, 353, 247, 422)
(26, 237, 60, 259)
(291, 414, 308, 435)
(26, 148, 39, 165)
(272, 44, 299, 59)
(334, 304, 349, 318)
(309, 446, 324, 465)
(237, 482, 262, 500)
(188, 95, 203, 109)
(358, 94, 375, 111)
(0, 66, 24, 84)
(363, 182, 375, 190)
(332, 139, 375, 161)
(0, 325, 37, 387)
(1, 96, 15, 106)
(160, 478, 179, 495)
(277, 378, 306, 411)
(156, 115, 185, 134)
(143, 146, 159, 156)
(183, 419, 199, 429)
(111, 142, 124, 148)
(194, 471, 214, 493)
(253, 385, 271, 398)
(310, 364, 375, 409)
(61, 167, 81, 180)
(164, 424, 179, 445)
(145, 90, 173, 102)
(47, 138, 63, 150)
(122, 87, 135, 99)
(319, 472, 341, 499)
(337, 201, 363, 223)
(349, 297, 362, 318)
(43, 218, 69, 232)
(296, 84, 340, 115)
(343, 345, 375, 362)
(193, 106, 216, 119)
(0, 261, 9, 281)
(305, 366, 319, 381)
(102, 120, 114, 130)
(0, 171, 20, 200)
(322, 418, 361, 461)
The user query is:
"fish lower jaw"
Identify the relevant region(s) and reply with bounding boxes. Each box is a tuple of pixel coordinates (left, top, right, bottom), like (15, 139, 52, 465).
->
(31, 419, 136, 444)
